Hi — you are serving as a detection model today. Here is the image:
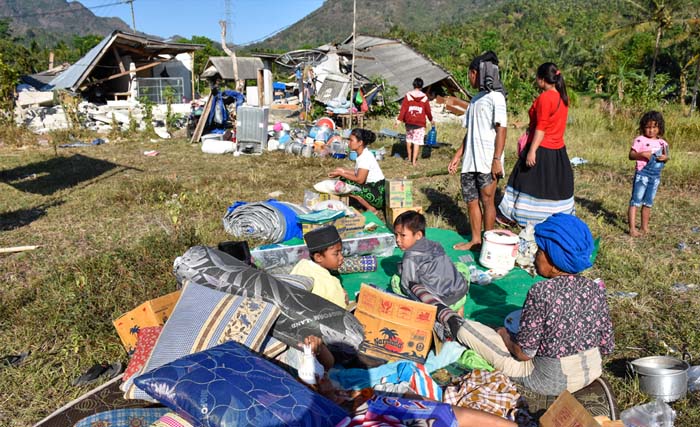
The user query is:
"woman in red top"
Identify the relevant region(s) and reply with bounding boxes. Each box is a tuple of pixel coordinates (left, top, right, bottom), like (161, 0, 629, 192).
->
(498, 63, 575, 226)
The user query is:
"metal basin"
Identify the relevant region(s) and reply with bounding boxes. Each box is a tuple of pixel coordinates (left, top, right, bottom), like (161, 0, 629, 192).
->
(630, 356, 689, 402)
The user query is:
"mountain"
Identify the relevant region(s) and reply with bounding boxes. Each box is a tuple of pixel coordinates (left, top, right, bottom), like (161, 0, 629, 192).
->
(0, 0, 133, 43)
(250, 0, 499, 52)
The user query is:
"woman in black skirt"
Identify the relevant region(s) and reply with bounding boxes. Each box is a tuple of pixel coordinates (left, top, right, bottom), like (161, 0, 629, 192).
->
(498, 63, 574, 226)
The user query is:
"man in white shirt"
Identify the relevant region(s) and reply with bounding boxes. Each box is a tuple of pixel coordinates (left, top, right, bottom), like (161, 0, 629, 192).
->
(448, 52, 507, 250)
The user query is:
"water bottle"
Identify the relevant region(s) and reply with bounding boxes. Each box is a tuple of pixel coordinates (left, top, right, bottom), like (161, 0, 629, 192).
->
(426, 126, 437, 146)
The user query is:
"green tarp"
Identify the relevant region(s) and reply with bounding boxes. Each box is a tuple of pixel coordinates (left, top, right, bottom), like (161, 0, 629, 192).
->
(336, 213, 541, 327)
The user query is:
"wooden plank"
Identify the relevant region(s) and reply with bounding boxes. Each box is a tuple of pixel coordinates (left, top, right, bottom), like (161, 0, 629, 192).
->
(85, 59, 169, 87)
(112, 47, 126, 73)
(190, 94, 214, 143)
(0, 245, 39, 254)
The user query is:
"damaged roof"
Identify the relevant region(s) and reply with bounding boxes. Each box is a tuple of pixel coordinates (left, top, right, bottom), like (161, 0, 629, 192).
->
(200, 57, 266, 81)
(337, 35, 467, 102)
(46, 31, 202, 92)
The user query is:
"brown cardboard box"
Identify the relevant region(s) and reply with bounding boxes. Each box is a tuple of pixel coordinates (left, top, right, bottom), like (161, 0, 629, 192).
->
(386, 179, 414, 208)
(113, 290, 181, 353)
(387, 206, 423, 228)
(354, 284, 436, 363)
(540, 390, 599, 427)
(319, 193, 350, 205)
(340, 207, 366, 237)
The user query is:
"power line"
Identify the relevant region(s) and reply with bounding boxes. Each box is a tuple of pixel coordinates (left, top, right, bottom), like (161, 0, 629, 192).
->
(0, 0, 130, 20)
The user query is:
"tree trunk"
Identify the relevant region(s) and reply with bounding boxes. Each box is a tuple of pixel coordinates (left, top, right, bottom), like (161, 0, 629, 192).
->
(680, 67, 687, 107)
(649, 26, 663, 88)
(219, 21, 241, 92)
(691, 59, 700, 115)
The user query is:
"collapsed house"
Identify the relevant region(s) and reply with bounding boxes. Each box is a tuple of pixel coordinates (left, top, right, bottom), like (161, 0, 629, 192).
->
(44, 31, 202, 104)
(15, 31, 203, 135)
(312, 34, 467, 104)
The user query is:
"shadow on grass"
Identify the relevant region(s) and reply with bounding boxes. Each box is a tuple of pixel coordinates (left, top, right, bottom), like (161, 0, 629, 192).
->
(0, 154, 136, 196)
(421, 188, 470, 235)
(0, 200, 65, 231)
(575, 196, 626, 231)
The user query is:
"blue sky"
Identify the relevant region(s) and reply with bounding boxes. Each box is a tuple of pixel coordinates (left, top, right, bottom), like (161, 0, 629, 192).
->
(75, 0, 325, 45)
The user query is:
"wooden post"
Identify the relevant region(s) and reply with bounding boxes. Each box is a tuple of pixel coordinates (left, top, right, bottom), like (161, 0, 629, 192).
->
(48, 51, 54, 69)
(257, 68, 264, 107)
(190, 50, 197, 101)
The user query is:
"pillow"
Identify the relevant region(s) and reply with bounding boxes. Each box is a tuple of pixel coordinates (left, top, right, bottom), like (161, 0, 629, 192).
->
(260, 334, 288, 359)
(134, 341, 349, 427)
(123, 326, 163, 383)
(150, 412, 194, 427)
(74, 408, 170, 427)
(122, 282, 280, 401)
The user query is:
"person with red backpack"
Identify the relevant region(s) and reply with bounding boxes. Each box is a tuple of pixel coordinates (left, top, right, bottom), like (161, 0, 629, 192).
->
(396, 78, 435, 166)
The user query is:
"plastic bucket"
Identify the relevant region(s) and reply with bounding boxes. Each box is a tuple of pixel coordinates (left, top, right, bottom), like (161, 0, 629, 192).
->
(630, 356, 689, 402)
(479, 230, 519, 271)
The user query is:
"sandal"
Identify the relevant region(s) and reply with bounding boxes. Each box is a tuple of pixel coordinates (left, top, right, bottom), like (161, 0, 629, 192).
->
(72, 362, 123, 386)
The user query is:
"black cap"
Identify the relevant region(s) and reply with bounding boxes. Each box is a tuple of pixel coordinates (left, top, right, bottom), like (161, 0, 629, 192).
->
(304, 225, 342, 252)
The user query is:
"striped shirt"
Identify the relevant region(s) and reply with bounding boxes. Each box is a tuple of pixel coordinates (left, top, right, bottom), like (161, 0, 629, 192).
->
(461, 91, 507, 174)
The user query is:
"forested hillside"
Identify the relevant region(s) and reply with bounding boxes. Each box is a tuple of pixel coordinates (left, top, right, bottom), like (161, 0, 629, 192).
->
(0, 0, 132, 44)
(388, 0, 700, 112)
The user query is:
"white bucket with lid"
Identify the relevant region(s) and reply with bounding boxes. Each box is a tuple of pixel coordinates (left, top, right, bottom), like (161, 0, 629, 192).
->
(479, 230, 519, 271)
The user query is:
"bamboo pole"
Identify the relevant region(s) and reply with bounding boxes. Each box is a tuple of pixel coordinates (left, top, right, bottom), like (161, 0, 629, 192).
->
(350, 0, 357, 124)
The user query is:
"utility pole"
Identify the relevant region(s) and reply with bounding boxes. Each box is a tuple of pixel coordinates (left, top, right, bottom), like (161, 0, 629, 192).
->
(126, 0, 136, 32)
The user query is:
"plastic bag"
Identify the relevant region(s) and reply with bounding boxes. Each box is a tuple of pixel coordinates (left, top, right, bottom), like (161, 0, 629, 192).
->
(689, 365, 700, 392)
(313, 179, 360, 195)
(620, 400, 676, 427)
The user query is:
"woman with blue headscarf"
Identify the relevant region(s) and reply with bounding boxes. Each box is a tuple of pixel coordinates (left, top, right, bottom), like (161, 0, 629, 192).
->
(413, 214, 614, 397)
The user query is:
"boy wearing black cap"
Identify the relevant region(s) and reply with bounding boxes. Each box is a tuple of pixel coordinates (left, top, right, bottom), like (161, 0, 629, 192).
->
(290, 225, 349, 309)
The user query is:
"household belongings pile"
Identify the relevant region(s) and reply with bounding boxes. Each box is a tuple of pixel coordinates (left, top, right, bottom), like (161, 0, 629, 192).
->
(77, 245, 544, 427)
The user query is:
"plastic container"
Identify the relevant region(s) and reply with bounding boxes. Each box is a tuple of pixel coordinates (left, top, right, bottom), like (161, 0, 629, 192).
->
(426, 126, 437, 146)
(479, 230, 519, 271)
(298, 344, 324, 385)
(349, 150, 358, 161)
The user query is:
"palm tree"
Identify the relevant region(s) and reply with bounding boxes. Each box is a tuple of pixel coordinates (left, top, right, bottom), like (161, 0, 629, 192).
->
(607, 0, 679, 87)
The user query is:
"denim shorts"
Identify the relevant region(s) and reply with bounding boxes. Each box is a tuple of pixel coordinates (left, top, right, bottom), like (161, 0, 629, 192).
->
(461, 172, 494, 203)
(629, 172, 661, 207)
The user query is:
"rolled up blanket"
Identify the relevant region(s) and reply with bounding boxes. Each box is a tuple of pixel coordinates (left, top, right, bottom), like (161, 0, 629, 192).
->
(223, 200, 308, 243)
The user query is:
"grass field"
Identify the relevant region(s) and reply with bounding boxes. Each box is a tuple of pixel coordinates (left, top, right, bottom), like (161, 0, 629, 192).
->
(1, 103, 699, 426)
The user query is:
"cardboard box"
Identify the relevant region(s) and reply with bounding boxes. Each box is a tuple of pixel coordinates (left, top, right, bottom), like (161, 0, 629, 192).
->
(354, 284, 436, 363)
(540, 390, 599, 427)
(386, 179, 414, 208)
(113, 290, 181, 353)
(387, 206, 423, 228)
(340, 207, 366, 237)
(319, 193, 350, 206)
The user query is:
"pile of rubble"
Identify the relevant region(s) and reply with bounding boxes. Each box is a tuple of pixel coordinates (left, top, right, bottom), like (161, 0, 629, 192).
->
(15, 100, 192, 138)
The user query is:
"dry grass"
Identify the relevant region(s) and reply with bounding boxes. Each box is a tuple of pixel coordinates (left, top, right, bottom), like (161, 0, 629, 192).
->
(1, 105, 699, 426)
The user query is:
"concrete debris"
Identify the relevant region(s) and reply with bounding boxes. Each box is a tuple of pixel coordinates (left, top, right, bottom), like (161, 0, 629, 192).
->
(15, 100, 191, 138)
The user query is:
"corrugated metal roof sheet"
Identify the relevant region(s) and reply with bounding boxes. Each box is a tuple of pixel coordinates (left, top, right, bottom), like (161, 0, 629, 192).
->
(338, 35, 466, 101)
(46, 31, 201, 92)
(202, 57, 266, 81)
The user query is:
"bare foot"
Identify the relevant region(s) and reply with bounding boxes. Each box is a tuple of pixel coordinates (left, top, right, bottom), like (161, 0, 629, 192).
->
(453, 241, 481, 251)
(640, 228, 649, 234)
(629, 229, 641, 237)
